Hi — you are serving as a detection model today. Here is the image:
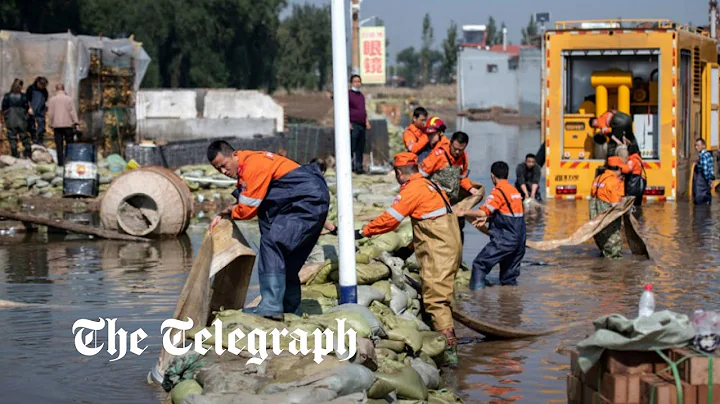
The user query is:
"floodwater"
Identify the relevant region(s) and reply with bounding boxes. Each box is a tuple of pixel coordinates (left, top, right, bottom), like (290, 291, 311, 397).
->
(0, 118, 718, 403)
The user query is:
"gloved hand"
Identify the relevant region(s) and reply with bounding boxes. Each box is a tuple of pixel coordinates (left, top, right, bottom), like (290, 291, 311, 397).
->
(329, 226, 338, 236)
(354, 229, 364, 240)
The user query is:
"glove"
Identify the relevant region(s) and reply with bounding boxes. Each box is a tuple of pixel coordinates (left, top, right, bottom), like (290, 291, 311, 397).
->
(329, 226, 338, 236)
(354, 229, 365, 240)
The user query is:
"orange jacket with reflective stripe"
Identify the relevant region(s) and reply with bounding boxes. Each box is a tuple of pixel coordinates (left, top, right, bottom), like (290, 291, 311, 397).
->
(597, 110, 615, 135)
(231, 150, 299, 220)
(419, 137, 473, 191)
(403, 125, 429, 154)
(362, 173, 450, 237)
(621, 153, 645, 178)
(480, 180, 524, 217)
(591, 170, 625, 204)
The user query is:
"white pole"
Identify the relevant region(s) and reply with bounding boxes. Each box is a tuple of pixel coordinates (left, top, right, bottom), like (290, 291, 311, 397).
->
(331, 0, 357, 304)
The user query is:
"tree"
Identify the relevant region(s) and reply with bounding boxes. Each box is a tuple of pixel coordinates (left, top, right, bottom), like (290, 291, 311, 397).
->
(441, 21, 458, 83)
(486, 17, 498, 46)
(521, 14, 539, 46)
(397, 47, 421, 86)
(420, 13, 434, 86)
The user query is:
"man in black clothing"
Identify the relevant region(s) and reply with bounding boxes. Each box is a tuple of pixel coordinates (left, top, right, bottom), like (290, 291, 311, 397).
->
(27, 77, 49, 145)
(515, 153, 542, 201)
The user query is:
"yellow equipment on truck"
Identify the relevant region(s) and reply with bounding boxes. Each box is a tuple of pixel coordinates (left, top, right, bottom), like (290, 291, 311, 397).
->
(542, 19, 720, 201)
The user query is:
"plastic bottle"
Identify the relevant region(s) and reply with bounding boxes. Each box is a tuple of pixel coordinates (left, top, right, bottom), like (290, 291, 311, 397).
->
(638, 284, 655, 318)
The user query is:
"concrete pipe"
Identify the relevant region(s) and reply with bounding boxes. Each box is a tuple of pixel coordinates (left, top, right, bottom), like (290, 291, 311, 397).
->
(100, 167, 194, 237)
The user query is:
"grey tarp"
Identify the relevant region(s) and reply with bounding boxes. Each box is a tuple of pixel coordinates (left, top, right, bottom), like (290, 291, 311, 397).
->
(576, 310, 696, 373)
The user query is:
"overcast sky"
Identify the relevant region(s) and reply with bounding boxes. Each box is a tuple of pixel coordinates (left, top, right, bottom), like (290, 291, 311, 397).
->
(289, 0, 710, 62)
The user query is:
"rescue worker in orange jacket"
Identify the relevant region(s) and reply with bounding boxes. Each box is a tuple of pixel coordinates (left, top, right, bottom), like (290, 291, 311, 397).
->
(356, 152, 463, 367)
(590, 156, 625, 258)
(619, 144, 646, 206)
(589, 109, 634, 157)
(420, 131, 479, 244)
(403, 107, 430, 162)
(208, 140, 330, 320)
(457, 161, 526, 289)
(425, 116, 446, 149)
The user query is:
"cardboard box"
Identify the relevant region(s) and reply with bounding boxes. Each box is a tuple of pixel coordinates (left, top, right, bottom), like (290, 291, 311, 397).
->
(641, 375, 677, 404)
(602, 373, 629, 403)
(697, 384, 720, 404)
(672, 348, 720, 386)
(605, 350, 661, 375)
(628, 374, 642, 404)
(567, 373, 583, 404)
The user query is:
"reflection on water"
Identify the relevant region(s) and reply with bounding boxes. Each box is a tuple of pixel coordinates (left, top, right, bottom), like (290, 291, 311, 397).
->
(0, 120, 718, 403)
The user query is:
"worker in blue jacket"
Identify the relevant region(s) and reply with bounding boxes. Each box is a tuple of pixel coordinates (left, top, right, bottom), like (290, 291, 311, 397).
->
(207, 141, 330, 320)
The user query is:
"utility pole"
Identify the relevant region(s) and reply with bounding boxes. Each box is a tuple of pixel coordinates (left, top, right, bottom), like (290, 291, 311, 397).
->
(710, 0, 718, 40)
(351, 0, 360, 75)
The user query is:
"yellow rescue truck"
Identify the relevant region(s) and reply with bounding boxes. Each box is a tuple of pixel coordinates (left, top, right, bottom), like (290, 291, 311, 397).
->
(542, 19, 720, 201)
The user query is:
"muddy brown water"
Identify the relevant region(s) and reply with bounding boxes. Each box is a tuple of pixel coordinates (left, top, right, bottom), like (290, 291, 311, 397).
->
(0, 120, 718, 403)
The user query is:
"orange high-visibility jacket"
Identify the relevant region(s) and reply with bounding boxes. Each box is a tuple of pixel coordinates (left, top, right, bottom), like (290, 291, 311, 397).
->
(419, 137, 473, 191)
(480, 180, 525, 217)
(231, 150, 299, 220)
(621, 153, 645, 178)
(362, 173, 450, 237)
(596, 110, 616, 135)
(591, 170, 625, 204)
(403, 125, 429, 154)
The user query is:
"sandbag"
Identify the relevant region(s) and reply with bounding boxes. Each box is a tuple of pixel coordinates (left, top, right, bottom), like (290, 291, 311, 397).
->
(358, 245, 383, 259)
(399, 311, 431, 332)
(306, 245, 326, 264)
(367, 232, 402, 252)
(377, 358, 408, 374)
(369, 301, 420, 331)
(303, 283, 339, 299)
(329, 262, 390, 285)
(375, 367, 429, 401)
(306, 309, 373, 338)
(262, 364, 375, 397)
(326, 304, 387, 338)
(387, 327, 423, 354)
(370, 280, 392, 302)
(396, 221, 414, 246)
(170, 379, 203, 404)
(299, 296, 338, 315)
(374, 348, 398, 361)
(367, 378, 397, 399)
(410, 358, 441, 390)
(420, 332, 447, 357)
(196, 367, 270, 394)
(428, 389, 466, 404)
(378, 252, 406, 289)
(375, 339, 406, 353)
(389, 284, 409, 315)
(307, 261, 338, 285)
(357, 285, 387, 307)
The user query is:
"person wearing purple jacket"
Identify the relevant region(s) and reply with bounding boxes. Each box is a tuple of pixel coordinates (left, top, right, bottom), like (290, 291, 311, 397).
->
(349, 74, 371, 174)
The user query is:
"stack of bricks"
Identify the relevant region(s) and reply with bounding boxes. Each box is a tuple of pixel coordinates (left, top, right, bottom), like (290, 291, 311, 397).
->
(568, 348, 720, 403)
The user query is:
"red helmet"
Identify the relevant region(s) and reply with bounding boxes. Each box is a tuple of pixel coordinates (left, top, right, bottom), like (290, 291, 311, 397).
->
(425, 116, 446, 134)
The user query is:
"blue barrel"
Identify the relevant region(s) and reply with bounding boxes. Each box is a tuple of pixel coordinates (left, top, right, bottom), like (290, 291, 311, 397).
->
(63, 143, 99, 198)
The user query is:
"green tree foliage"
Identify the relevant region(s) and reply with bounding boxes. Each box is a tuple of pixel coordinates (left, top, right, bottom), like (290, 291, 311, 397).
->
(397, 46, 421, 86)
(441, 21, 458, 83)
(521, 14, 539, 46)
(420, 13, 434, 85)
(486, 17, 497, 46)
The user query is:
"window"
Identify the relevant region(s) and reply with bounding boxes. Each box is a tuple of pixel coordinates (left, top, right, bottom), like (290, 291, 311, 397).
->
(486, 64, 498, 73)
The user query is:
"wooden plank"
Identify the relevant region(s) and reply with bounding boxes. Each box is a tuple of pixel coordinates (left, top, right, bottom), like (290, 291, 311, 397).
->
(605, 350, 659, 375)
(0, 209, 148, 242)
(672, 347, 720, 385)
(602, 373, 629, 403)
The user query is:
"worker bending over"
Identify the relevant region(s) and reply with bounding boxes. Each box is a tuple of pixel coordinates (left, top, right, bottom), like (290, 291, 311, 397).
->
(403, 107, 430, 162)
(208, 141, 330, 320)
(457, 162, 526, 290)
(589, 109, 634, 158)
(420, 131, 479, 244)
(590, 156, 625, 259)
(356, 152, 463, 367)
(620, 144, 646, 207)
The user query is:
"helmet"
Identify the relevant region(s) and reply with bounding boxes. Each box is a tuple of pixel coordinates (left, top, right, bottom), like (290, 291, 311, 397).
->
(425, 117, 446, 134)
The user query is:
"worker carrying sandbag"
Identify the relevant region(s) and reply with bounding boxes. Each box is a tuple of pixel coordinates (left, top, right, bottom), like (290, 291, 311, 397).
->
(456, 161, 526, 290)
(589, 109, 634, 158)
(355, 152, 463, 367)
(590, 156, 625, 259)
(403, 107, 431, 163)
(619, 144, 646, 207)
(419, 131, 480, 245)
(207, 141, 330, 320)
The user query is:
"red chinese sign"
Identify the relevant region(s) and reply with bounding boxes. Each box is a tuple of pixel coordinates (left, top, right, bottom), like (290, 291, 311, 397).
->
(359, 27, 386, 84)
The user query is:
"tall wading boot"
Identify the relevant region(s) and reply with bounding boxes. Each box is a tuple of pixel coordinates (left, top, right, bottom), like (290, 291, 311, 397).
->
(245, 272, 286, 321)
(440, 328, 459, 368)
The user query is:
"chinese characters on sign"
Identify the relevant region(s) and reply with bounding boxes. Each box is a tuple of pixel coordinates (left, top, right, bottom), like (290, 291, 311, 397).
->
(359, 26, 386, 84)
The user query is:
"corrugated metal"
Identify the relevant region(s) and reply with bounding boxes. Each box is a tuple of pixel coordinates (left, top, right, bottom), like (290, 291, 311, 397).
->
(518, 48, 542, 118)
(458, 49, 518, 110)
